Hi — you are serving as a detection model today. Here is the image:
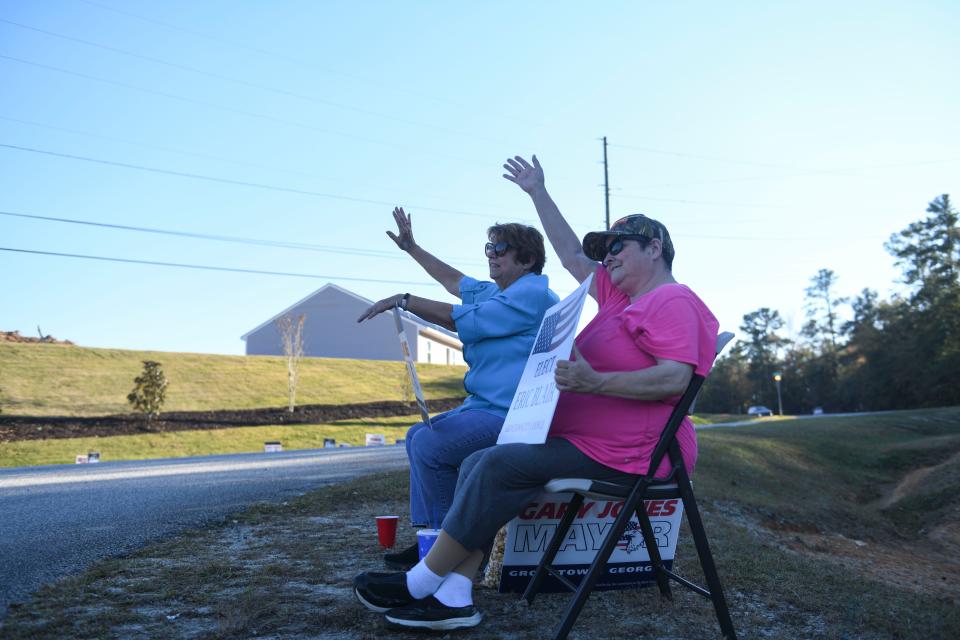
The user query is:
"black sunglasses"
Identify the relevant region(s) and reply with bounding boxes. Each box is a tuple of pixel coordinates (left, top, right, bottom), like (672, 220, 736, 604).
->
(484, 241, 510, 258)
(605, 235, 648, 257)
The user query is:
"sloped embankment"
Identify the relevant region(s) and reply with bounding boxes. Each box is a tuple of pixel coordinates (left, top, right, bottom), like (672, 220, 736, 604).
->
(0, 398, 465, 442)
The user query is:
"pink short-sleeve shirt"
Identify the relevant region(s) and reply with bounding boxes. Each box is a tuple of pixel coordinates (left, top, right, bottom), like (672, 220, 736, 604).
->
(549, 265, 720, 476)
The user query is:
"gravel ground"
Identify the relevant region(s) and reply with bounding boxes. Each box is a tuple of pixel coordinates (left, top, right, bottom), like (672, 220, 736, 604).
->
(2, 470, 957, 639)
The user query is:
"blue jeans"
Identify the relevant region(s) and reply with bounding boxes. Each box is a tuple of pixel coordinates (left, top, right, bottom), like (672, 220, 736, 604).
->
(405, 408, 505, 529)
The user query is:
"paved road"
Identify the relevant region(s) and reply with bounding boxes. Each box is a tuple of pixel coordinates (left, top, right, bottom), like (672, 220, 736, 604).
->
(696, 411, 875, 429)
(0, 445, 408, 618)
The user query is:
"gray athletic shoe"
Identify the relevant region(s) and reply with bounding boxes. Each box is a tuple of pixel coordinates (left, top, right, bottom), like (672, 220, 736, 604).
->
(384, 542, 419, 571)
(353, 571, 414, 613)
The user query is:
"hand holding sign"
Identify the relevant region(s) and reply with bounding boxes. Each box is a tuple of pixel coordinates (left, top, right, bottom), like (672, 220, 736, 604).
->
(555, 344, 604, 394)
(497, 274, 593, 445)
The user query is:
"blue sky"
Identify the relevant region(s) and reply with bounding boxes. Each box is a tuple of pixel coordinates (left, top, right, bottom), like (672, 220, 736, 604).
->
(1, 0, 958, 355)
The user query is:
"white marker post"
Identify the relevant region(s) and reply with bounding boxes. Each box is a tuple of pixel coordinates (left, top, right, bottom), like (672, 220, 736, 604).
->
(497, 274, 593, 445)
(393, 308, 432, 427)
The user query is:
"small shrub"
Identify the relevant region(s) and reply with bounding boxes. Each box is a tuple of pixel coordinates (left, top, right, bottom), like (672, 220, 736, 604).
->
(276, 314, 305, 413)
(127, 361, 168, 419)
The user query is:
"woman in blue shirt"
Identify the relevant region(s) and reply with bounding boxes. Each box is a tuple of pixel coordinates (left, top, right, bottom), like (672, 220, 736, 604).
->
(358, 207, 558, 568)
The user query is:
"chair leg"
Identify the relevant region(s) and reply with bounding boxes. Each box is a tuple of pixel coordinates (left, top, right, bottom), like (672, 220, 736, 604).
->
(552, 487, 649, 640)
(522, 492, 584, 605)
(677, 478, 737, 640)
(636, 507, 672, 599)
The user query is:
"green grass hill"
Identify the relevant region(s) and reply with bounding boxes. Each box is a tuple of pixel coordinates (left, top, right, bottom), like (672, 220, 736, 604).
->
(0, 342, 466, 416)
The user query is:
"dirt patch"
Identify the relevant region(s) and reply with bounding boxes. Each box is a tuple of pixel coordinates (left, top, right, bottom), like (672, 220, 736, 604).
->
(879, 449, 960, 510)
(1, 330, 73, 345)
(0, 398, 465, 442)
(712, 500, 960, 605)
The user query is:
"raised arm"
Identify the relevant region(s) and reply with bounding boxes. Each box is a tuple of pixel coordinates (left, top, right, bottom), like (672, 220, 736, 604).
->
(503, 155, 598, 288)
(388, 207, 464, 298)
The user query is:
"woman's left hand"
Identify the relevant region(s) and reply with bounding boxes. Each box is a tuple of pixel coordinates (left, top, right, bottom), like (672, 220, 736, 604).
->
(555, 345, 605, 393)
(357, 295, 403, 323)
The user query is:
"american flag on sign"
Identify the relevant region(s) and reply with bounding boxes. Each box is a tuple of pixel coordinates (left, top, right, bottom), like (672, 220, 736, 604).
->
(531, 299, 579, 355)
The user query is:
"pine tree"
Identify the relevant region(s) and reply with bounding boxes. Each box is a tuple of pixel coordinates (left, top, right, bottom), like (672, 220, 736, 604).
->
(127, 361, 168, 419)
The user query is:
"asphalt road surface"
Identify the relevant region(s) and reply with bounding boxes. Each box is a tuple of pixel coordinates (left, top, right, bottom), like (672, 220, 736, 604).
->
(0, 445, 408, 618)
(695, 410, 874, 429)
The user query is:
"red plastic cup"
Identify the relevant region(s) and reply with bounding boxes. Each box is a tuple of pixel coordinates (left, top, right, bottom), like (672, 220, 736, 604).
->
(376, 515, 399, 548)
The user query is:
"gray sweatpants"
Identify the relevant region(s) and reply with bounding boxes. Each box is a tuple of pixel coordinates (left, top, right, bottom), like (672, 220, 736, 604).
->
(441, 437, 636, 550)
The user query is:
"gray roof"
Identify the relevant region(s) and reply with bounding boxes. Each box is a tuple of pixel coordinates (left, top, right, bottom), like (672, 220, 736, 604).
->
(240, 282, 459, 341)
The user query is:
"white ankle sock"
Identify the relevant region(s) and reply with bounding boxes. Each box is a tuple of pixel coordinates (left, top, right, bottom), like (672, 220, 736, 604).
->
(433, 572, 473, 608)
(406, 560, 444, 599)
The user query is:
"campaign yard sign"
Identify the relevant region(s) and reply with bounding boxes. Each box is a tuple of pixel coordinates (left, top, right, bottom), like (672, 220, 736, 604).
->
(392, 307, 431, 427)
(494, 491, 684, 593)
(497, 274, 593, 445)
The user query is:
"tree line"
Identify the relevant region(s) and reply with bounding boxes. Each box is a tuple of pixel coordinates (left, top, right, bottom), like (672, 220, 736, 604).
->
(697, 194, 959, 414)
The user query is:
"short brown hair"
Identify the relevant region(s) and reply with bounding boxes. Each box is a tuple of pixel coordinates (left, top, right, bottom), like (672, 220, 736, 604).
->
(488, 223, 547, 274)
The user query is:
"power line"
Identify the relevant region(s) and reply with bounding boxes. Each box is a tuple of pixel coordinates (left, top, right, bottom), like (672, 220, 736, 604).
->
(72, 0, 539, 126)
(0, 114, 506, 210)
(0, 206, 849, 248)
(0, 114, 340, 181)
(0, 210, 400, 258)
(0, 54, 481, 166)
(609, 193, 788, 209)
(0, 143, 497, 219)
(608, 142, 799, 170)
(0, 209, 488, 266)
(0, 246, 439, 286)
(0, 54, 403, 151)
(0, 17, 506, 145)
(609, 140, 960, 187)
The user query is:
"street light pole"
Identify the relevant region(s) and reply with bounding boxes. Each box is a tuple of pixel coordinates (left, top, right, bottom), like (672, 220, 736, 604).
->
(773, 372, 783, 416)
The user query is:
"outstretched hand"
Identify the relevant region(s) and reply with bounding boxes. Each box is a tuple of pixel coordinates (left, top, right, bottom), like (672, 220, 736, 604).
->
(555, 344, 604, 393)
(357, 295, 402, 323)
(502, 155, 544, 194)
(386, 206, 416, 252)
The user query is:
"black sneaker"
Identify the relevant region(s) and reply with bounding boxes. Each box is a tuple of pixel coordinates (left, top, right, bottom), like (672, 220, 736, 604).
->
(353, 571, 414, 613)
(384, 596, 482, 630)
(384, 542, 419, 571)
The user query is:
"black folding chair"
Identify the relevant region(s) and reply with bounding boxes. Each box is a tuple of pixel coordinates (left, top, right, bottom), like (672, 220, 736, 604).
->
(521, 331, 737, 640)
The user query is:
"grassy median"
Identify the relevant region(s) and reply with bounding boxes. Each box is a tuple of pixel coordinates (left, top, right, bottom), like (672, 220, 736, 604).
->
(0, 416, 416, 468)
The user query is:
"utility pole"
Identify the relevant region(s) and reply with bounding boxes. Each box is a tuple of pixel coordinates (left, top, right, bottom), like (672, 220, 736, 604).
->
(602, 136, 610, 230)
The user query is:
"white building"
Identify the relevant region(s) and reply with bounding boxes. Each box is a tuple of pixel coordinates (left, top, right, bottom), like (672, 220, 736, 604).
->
(241, 283, 464, 365)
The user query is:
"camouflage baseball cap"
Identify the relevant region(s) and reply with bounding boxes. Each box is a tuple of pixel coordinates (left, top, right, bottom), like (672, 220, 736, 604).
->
(581, 214, 675, 266)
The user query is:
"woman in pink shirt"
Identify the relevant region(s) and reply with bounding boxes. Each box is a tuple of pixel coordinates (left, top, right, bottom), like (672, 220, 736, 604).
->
(352, 155, 720, 631)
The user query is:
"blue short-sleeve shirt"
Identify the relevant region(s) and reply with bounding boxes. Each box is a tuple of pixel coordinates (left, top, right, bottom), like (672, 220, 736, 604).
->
(449, 272, 559, 417)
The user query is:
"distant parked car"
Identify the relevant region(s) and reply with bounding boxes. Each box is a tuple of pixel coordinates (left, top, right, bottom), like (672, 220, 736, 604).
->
(812, 406, 824, 415)
(747, 405, 773, 417)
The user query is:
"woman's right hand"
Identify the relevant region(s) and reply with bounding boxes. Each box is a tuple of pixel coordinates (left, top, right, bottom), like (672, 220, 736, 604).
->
(386, 206, 416, 252)
(502, 155, 545, 195)
(357, 294, 403, 323)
